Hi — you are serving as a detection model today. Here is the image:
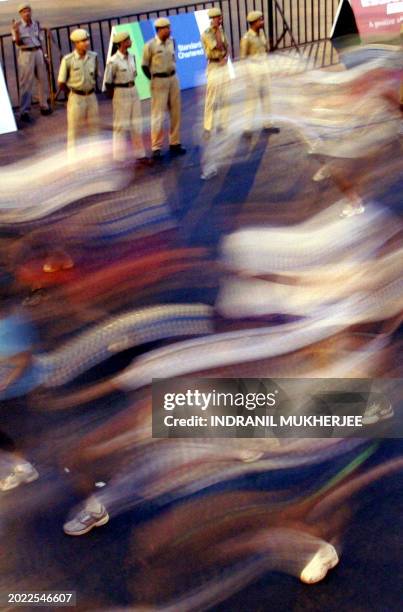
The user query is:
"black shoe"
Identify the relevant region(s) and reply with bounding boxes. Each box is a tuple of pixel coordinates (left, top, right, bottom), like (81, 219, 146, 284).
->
(169, 144, 186, 156)
(264, 126, 280, 134)
(242, 130, 253, 139)
(152, 150, 163, 160)
(136, 156, 153, 167)
(20, 113, 32, 123)
(40, 107, 52, 116)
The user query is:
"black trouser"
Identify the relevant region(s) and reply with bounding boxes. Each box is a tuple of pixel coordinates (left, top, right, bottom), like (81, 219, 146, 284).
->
(0, 429, 16, 452)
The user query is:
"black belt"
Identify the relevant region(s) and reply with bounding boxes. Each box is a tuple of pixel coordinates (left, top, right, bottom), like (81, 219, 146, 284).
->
(113, 81, 135, 88)
(70, 88, 95, 96)
(152, 70, 176, 78)
(21, 47, 41, 52)
(209, 58, 222, 63)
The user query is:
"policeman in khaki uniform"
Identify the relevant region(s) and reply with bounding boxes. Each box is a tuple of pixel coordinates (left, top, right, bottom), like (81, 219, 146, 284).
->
(11, 3, 51, 122)
(201, 7, 230, 134)
(240, 11, 277, 134)
(58, 29, 99, 156)
(104, 31, 147, 163)
(141, 18, 186, 160)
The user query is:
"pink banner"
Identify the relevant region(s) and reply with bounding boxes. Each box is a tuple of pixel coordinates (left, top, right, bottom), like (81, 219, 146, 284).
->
(350, 0, 403, 36)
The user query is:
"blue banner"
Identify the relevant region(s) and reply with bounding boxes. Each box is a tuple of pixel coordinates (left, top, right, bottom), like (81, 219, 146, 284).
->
(139, 12, 207, 91)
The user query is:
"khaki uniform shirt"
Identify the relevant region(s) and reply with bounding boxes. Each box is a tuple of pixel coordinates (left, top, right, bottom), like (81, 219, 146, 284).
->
(58, 50, 98, 91)
(12, 19, 42, 48)
(141, 37, 176, 75)
(104, 50, 137, 85)
(240, 29, 269, 59)
(201, 26, 229, 61)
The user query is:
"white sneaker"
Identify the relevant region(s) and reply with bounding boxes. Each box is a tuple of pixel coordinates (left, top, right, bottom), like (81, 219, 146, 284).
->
(340, 203, 356, 218)
(239, 450, 264, 463)
(340, 202, 365, 218)
(201, 168, 218, 181)
(312, 165, 331, 182)
(362, 397, 393, 425)
(63, 504, 109, 536)
(0, 462, 39, 492)
(300, 543, 339, 584)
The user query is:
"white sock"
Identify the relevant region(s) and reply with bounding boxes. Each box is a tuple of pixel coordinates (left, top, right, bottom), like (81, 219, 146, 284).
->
(85, 495, 103, 514)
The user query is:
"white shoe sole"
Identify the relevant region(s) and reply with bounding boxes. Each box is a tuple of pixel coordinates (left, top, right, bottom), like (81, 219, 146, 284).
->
(340, 205, 365, 218)
(0, 479, 20, 492)
(0, 467, 39, 492)
(239, 452, 264, 463)
(362, 405, 393, 425)
(201, 170, 218, 181)
(18, 467, 39, 483)
(300, 543, 339, 584)
(64, 512, 110, 536)
(312, 170, 331, 182)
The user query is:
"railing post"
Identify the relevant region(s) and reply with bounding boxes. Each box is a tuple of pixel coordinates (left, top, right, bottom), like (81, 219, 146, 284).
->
(267, 0, 275, 51)
(1, 0, 340, 111)
(45, 29, 56, 110)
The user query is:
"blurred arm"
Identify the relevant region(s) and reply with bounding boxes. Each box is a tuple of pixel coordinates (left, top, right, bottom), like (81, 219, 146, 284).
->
(141, 43, 151, 79)
(0, 352, 31, 392)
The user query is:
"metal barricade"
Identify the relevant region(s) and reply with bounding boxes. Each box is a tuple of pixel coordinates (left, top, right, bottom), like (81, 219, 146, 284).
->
(0, 0, 339, 108)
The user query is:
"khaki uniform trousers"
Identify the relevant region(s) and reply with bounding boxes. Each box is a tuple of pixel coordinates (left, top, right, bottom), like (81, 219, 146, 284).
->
(112, 87, 145, 161)
(67, 91, 99, 158)
(245, 60, 272, 130)
(18, 48, 48, 114)
(204, 62, 230, 132)
(150, 74, 181, 151)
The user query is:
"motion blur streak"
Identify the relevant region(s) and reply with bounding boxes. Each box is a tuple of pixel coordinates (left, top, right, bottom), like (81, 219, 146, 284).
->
(0, 39, 401, 611)
(0, 139, 130, 223)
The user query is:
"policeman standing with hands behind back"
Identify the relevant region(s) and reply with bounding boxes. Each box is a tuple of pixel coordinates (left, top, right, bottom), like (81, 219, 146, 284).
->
(240, 11, 278, 135)
(11, 3, 51, 123)
(104, 31, 148, 165)
(141, 17, 186, 160)
(58, 29, 99, 158)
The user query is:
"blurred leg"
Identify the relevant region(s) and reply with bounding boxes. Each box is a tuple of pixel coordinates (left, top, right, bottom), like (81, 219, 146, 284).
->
(168, 76, 181, 146)
(18, 51, 35, 115)
(34, 49, 49, 110)
(151, 78, 169, 151)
